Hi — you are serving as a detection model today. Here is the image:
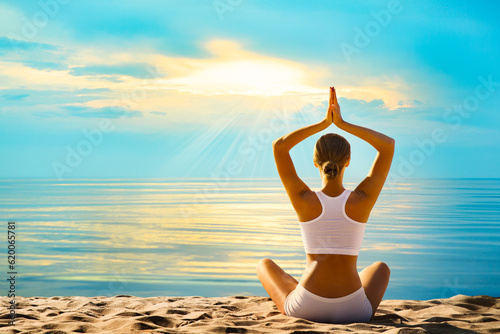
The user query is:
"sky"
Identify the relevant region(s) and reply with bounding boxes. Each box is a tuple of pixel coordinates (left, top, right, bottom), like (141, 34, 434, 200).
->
(0, 0, 499, 182)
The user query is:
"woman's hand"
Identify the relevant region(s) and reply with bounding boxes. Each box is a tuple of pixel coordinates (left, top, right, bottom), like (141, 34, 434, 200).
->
(329, 86, 344, 126)
(323, 87, 334, 126)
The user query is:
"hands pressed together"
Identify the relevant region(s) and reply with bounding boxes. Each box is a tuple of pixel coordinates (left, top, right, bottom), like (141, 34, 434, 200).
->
(324, 86, 343, 127)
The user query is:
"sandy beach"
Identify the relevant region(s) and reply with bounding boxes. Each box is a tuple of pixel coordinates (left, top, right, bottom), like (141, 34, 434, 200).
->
(1, 293, 498, 333)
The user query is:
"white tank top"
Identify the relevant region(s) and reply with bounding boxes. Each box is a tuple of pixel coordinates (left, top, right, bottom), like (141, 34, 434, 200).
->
(299, 189, 366, 256)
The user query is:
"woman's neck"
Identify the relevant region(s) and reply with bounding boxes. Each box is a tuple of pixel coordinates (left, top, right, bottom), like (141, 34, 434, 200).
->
(321, 176, 345, 197)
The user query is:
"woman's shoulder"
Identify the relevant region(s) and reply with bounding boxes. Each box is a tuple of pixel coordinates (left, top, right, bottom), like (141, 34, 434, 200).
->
(295, 189, 322, 223)
(345, 189, 371, 223)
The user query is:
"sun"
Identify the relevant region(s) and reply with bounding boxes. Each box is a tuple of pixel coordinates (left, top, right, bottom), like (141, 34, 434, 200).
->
(158, 40, 326, 97)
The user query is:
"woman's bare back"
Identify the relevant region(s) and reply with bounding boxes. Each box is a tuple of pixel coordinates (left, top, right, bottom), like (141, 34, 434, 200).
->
(295, 188, 369, 298)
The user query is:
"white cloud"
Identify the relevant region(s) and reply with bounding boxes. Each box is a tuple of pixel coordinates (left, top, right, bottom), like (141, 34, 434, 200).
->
(1, 36, 426, 129)
(156, 39, 326, 97)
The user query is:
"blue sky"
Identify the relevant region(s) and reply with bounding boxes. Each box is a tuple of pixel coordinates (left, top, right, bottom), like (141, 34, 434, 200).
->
(0, 0, 499, 181)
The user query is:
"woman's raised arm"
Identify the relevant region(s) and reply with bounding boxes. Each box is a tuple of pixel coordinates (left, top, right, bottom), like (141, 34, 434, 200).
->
(273, 88, 335, 151)
(331, 87, 395, 208)
(272, 88, 335, 209)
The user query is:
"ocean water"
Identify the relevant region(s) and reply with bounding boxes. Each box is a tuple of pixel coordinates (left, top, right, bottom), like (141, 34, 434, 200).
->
(1, 178, 499, 300)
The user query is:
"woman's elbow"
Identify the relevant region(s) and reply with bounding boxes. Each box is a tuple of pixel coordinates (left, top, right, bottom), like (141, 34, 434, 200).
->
(379, 137, 395, 154)
(386, 137, 395, 153)
(272, 138, 283, 150)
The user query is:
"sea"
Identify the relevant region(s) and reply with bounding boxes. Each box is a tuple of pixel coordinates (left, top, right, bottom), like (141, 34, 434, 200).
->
(1, 178, 499, 300)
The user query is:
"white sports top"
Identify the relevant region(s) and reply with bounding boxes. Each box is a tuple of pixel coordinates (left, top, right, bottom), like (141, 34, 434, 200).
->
(299, 189, 366, 256)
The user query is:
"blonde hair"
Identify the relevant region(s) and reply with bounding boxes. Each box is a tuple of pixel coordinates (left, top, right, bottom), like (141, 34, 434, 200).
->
(313, 133, 351, 179)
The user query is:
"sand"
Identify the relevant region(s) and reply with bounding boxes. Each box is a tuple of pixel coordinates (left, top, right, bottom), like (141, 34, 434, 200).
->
(1, 294, 499, 333)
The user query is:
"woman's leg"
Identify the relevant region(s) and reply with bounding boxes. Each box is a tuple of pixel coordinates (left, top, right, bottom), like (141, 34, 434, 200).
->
(359, 261, 391, 319)
(256, 258, 299, 315)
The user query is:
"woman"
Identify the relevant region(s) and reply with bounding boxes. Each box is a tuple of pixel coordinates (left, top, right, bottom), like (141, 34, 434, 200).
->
(256, 86, 395, 324)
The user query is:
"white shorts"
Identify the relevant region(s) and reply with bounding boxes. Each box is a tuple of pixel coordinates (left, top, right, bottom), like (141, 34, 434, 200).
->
(284, 283, 373, 324)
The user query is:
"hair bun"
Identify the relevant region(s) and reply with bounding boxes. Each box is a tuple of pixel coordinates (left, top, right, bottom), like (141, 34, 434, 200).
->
(313, 133, 350, 180)
(322, 161, 339, 179)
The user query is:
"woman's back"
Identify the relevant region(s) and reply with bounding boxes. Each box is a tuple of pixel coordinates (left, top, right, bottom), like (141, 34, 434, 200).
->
(296, 186, 373, 224)
(299, 189, 366, 255)
(297, 187, 368, 298)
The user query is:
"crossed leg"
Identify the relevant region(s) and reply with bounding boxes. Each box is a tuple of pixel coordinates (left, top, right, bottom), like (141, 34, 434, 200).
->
(256, 258, 298, 315)
(257, 258, 390, 319)
(359, 261, 391, 319)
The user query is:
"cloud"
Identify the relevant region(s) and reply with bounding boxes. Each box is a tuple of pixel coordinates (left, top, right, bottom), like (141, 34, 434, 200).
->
(0, 39, 69, 81)
(33, 111, 65, 118)
(0, 36, 423, 129)
(85, 75, 125, 83)
(339, 97, 388, 116)
(74, 88, 113, 94)
(1, 93, 29, 101)
(69, 63, 166, 79)
(0, 88, 115, 109)
(19, 60, 67, 71)
(0, 36, 60, 53)
(155, 39, 328, 97)
(63, 105, 142, 119)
